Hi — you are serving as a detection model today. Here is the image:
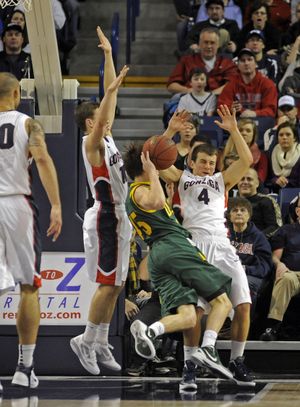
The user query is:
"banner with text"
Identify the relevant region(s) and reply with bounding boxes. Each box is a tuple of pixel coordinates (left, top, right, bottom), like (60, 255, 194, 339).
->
(0, 252, 97, 325)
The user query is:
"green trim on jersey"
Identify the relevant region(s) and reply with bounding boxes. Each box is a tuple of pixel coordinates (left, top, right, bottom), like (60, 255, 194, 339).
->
(126, 181, 190, 246)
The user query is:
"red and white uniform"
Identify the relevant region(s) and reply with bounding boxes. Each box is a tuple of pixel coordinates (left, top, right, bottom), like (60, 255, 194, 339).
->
(0, 111, 41, 294)
(82, 135, 131, 286)
(178, 170, 251, 308)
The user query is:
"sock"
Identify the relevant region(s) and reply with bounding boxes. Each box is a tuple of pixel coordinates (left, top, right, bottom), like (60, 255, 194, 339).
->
(97, 323, 110, 346)
(83, 321, 98, 344)
(230, 340, 246, 361)
(18, 344, 35, 367)
(149, 321, 165, 338)
(183, 345, 198, 362)
(201, 330, 217, 348)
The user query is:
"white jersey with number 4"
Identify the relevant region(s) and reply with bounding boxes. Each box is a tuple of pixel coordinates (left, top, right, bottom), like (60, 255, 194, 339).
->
(178, 170, 227, 238)
(0, 111, 30, 196)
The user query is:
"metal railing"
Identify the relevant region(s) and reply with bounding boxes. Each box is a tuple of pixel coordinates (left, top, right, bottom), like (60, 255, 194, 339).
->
(126, 0, 140, 65)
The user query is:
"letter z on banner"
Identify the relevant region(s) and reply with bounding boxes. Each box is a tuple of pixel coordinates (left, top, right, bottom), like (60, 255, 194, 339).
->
(0, 252, 97, 325)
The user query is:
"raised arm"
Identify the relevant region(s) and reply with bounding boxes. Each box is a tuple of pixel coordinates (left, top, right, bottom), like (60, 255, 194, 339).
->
(215, 105, 253, 191)
(162, 110, 191, 139)
(86, 64, 129, 152)
(134, 152, 166, 211)
(26, 119, 62, 241)
(97, 26, 117, 131)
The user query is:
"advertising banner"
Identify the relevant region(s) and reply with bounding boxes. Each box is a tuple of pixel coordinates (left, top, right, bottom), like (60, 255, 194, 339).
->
(0, 252, 97, 325)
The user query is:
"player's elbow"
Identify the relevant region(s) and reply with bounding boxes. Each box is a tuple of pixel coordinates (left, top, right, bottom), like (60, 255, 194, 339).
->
(152, 197, 166, 210)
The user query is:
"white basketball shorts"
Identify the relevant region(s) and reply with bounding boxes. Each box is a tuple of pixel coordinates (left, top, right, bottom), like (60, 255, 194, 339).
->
(0, 195, 42, 295)
(83, 202, 132, 286)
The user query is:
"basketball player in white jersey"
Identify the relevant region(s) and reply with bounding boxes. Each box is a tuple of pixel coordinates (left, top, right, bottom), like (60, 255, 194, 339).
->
(161, 105, 255, 386)
(0, 72, 62, 392)
(70, 28, 132, 375)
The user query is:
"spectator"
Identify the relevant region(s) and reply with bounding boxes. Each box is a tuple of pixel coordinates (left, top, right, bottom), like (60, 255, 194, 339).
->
(173, 0, 200, 54)
(278, 36, 300, 97)
(242, 29, 280, 85)
(186, 0, 240, 55)
(0, 9, 30, 53)
(282, 1, 300, 46)
(196, 0, 243, 29)
(269, 122, 300, 191)
(174, 116, 199, 169)
(260, 195, 300, 341)
(227, 197, 273, 321)
(222, 118, 268, 182)
(218, 48, 278, 118)
(237, 168, 282, 238)
(259, 0, 290, 33)
(177, 67, 217, 116)
(237, 1, 281, 55)
(264, 96, 300, 153)
(0, 23, 33, 80)
(167, 27, 238, 95)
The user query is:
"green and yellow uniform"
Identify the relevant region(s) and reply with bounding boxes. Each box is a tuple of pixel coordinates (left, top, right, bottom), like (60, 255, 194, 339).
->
(126, 182, 231, 315)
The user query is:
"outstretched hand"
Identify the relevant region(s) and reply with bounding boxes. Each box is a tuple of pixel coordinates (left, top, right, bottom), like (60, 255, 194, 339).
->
(214, 104, 238, 133)
(168, 109, 191, 133)
(107, 65, 129, 93)
(96, 26, 111, 53)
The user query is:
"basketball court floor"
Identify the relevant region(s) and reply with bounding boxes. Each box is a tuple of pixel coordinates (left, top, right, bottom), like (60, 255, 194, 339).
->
(1, 375, 300, 407)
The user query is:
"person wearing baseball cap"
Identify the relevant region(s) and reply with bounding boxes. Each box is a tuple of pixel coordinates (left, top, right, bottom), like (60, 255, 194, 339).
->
(244, 29, 280, 84)
(0, 23, 32, 80)
(218, 46, 277, 118)
(264, 95, 300, 152)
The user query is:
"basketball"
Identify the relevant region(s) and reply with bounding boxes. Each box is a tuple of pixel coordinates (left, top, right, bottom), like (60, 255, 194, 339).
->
(142, 135, 178, 170)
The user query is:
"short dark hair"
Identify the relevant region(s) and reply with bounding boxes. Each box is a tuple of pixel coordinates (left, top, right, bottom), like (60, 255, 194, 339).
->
(188, 67, 208, 82)
(191, 143, 218, 162)
(276, 122, 299, 143)
(75, 101, 98, 132)
(124, 143, 144, 180)
(190, 134, 212, 148)
(206, 0, 224, 9)
(250, 0, 270, 19)
(228, 196, 253, 217)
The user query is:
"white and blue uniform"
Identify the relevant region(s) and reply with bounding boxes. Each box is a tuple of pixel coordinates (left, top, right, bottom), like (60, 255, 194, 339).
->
(178, 170, 251, 308)
(0, 111, 41, 294)
(82, 135, 131, 286)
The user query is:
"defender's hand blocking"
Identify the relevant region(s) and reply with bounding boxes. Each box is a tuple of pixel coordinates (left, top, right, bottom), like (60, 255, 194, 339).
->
(214, 104, 238, 133)
(96, 26, 112, 54)
(107, 65, 129, 93)
(168, 110, 191, 133)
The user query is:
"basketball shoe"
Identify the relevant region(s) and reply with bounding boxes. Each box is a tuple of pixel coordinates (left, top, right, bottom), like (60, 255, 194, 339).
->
(11, 364, 39, 388)
(130, 320, 156, 359)
(94, 343, 121, 371)
(70, 334, 100, 375)
(229, 357, 255, 387)
(179, 360, 197, 392)
(191, 346, 233, 380)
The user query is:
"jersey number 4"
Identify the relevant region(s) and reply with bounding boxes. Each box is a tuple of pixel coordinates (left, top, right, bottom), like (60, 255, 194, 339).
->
(0, 124, 14, 149)
(198, 188, 209, 205)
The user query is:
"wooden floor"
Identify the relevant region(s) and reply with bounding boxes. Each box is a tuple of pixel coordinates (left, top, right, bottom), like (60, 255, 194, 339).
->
(1, 376, 300, 407)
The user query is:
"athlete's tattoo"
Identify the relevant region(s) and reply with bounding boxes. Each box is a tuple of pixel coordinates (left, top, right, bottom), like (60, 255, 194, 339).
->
(28, 119, 45, 146)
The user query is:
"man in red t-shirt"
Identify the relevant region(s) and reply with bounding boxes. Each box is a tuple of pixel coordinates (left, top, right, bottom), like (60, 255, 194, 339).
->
(218, 48, 277, 117)
(167, 27, 237, 96)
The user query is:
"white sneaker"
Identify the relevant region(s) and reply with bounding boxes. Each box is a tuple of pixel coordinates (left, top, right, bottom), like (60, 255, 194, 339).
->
(94, 343, 121, 371)
(11, 364, 39, 388)
(130, 320, 156, 359)
(70, 334, 100, 375)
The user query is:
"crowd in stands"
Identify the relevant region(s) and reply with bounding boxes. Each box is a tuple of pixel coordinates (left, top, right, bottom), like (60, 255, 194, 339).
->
(125, 0, 300, 377)
(0, 0, 80, 78)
